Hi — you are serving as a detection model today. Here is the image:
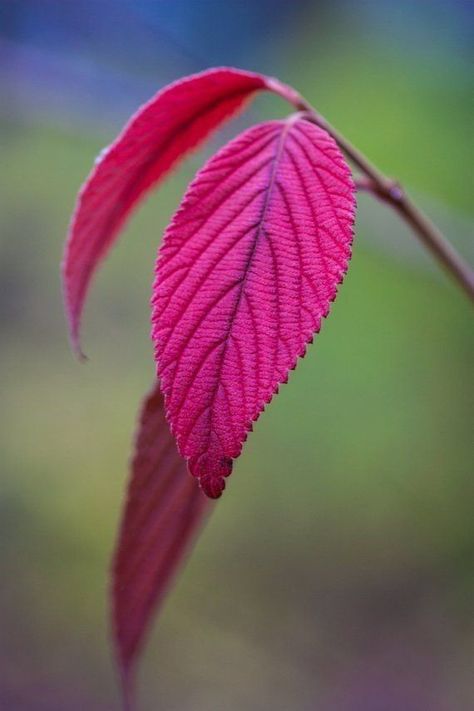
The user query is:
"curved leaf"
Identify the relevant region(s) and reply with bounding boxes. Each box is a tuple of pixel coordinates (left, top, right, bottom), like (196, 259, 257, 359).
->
(63, 68, 274, 356)
(112, 382, 211, 701)
(152, 116, 356, 498)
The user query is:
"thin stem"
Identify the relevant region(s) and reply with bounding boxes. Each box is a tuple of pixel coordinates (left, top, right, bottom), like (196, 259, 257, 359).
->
(288, 95, 474, 301)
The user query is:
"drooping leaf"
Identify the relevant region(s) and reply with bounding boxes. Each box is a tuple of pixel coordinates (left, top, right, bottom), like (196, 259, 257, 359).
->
(112, 382, 211, 702)
(62, 68, 282, 356)
(152, 116, 356, 498)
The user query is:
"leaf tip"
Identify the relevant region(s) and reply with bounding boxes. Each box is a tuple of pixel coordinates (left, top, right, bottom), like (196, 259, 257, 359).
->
(62, 259, 88, 362)
(200, 476, 226, 499)
(189, 450, 233, 499)
(68, 321, 88, 362)
(118, 663, 136, 711)
(73, 342, 88, 363)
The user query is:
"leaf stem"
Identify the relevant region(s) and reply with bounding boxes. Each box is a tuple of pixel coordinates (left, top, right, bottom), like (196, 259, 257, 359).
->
(291, 98, 474, 301)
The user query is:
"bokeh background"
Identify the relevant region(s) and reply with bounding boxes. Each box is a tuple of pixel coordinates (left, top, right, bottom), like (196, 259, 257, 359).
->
(1, 1, 473, 709)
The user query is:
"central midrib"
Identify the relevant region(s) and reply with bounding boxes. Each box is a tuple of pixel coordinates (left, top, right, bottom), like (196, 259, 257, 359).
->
(206, 117, 295, 453)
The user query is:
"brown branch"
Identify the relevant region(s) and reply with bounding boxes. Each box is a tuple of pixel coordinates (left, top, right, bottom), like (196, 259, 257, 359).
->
(288, 97, 474, 301)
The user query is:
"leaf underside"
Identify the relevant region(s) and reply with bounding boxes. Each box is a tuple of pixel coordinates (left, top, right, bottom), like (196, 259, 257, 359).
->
(152, 116, 356, 498)
(62, 68, 271, 356)
(112, 383, 211, 696)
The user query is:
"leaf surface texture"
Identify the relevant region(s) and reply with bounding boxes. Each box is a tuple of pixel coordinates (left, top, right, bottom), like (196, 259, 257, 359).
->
(152, 117, 355, 497)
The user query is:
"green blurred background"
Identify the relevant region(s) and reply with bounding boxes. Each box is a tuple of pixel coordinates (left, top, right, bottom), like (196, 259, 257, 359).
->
(0, 1, 472, 709)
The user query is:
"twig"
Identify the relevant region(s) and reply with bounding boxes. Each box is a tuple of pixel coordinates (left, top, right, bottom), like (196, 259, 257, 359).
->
(288, 96, 474, 301)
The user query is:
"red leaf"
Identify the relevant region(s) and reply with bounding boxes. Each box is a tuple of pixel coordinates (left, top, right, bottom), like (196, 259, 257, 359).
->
(112, 382, 211, 702)
(63, 68, 278, 357)
(152, 116, 355, 498)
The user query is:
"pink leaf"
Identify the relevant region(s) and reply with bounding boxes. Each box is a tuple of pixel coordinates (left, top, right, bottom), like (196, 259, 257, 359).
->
(152, 116, 356, 498)
(112, 382, 211, 703)
(63, 68, 281, 357)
